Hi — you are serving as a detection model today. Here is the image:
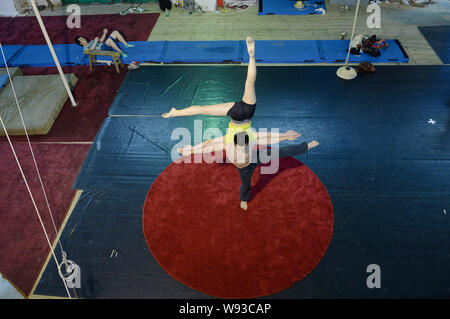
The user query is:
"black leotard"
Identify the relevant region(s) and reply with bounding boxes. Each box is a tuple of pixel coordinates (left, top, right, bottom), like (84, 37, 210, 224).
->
(227, 100, 256, 123)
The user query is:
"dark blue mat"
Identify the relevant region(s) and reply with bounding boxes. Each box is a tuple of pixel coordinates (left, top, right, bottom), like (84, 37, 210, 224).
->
(108, 65, 439, 117)
(162, 41, 243, 63)
(33, 189, 209, 299)
(0, 45, 24, 67)
(418, 25, 450, 64)
(73, 115, 230, 191)
(10, 44, 87, 67)
(318, 39, 409, 63)
(259, 0, 326, 15)
(33, 189, 450, 298)
(242, 40, 321, 63)
(33, 65, 450, 298)
(108, 65, 246, 115)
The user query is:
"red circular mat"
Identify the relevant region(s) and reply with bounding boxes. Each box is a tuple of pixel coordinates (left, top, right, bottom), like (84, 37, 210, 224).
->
(142, 156, 333, 298)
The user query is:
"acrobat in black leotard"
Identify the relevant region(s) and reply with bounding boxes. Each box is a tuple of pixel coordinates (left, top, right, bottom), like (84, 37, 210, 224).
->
(227, 100, 256, 123)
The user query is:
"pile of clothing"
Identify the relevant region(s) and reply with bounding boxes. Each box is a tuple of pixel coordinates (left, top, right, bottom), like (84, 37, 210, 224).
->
(349, 34, 389, 57)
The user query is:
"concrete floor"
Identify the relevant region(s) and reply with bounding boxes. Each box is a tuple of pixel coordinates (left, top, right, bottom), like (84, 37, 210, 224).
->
(1, 0, 449, 299)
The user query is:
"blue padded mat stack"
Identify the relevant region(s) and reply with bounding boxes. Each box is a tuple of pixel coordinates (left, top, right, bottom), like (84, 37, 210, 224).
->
(2, 40, 409, 67)
(317, 39, 409, 63)
(259, 0, 327, 15)
(242, 40, 322, 63)
(162, 41, 243, 63)
(418, 26, 450, 64)
(10, 44, 87, 67)
(0, 45, 24, 67)
(35, 65, 450, 298)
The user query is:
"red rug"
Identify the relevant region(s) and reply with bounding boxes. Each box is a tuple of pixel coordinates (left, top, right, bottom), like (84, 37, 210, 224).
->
(143, 156, 333, 298)
(0, 142, 90, 296)
(0, 13, 159, 45)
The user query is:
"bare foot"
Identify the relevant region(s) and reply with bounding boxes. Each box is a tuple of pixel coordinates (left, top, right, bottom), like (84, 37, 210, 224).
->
(308, 140, 319, 149)
(178, 145, 192, 156)
(246, 36, 255, 58)
(285, 130, 300, 140)
(240, 201, 248, 211)
(162, 107, 176, 118)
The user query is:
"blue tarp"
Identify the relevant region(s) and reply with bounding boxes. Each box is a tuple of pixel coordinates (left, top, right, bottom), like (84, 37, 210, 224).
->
(2, 40, 409, 67)
(419, 25, 450, 64)
(34, 65, 450, 298)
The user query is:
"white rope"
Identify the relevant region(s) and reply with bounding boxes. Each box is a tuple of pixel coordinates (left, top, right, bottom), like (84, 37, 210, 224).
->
(0, 44, 72, 299)
(0, 46, 64, 256)
(29, 0, 77, 107)
(343, 0, 361, 66)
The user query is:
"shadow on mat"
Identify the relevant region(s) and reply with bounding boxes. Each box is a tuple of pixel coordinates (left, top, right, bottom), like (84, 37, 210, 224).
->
(250, 157, 304, 202)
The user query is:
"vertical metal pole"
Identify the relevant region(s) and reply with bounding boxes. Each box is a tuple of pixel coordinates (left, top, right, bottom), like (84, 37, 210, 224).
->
(29, 0, 78, 107)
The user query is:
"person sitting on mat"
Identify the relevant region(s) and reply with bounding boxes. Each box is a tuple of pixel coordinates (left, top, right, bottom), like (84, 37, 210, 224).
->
(162, 36, 257, 129)
(75, 29, 134, 58)
(177, 129, 319, 211)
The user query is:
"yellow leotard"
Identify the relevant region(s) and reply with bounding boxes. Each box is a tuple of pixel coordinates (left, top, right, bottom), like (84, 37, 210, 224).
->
(224, 121, 257, 144)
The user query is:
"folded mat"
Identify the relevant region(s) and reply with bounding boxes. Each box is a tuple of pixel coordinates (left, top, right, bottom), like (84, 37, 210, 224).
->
(0, 74, 78, 136)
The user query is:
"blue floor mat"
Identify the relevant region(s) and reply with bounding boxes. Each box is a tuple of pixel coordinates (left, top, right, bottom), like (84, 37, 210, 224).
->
(108, 65, 246, 115)
(2, 40, 409, 67)
(108, 65, 437, 117)
(162, 41, 243, 63)
(0, 45, 24, 67)
(10, 44, 87, 67)
(79, 66, 450, 193)
(90, 41, 166, 65)
(418, 25, 450, 64)
(33, 65, 450, 298)
(318, 39, 409, 63)
(242, 40, 322, 63)
(259, 0, 327, 15)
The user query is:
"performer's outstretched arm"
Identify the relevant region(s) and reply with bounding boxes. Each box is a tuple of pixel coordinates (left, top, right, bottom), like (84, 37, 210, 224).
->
(178, 137, 225, 156)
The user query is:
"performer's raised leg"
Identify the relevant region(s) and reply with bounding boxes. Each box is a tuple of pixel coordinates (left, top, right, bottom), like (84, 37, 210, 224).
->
(242, 36, 257, 105)
(162, 36, 256, 119)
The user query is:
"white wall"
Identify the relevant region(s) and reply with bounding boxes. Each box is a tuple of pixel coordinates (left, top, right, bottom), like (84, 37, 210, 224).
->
(0, 0, 18, 17)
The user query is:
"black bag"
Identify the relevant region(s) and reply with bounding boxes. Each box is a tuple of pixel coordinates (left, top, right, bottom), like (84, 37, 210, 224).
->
(159, 0, 172, 10)
(362, 35, 380, 57)
(362, 46, 380, 57)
